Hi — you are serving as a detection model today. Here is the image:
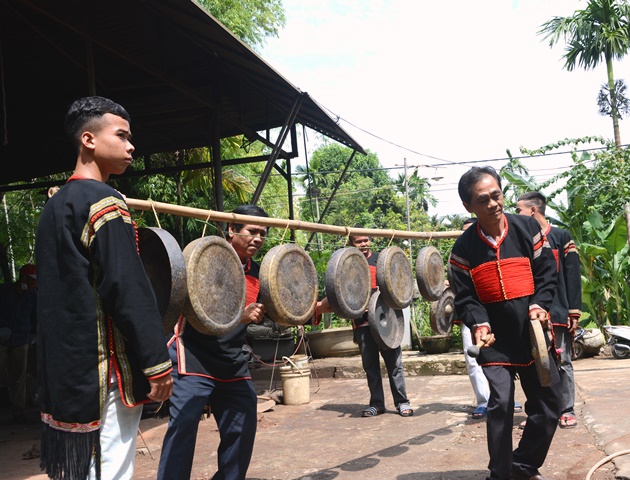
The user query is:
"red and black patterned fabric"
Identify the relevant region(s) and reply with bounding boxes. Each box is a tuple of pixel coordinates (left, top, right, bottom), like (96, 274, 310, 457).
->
(449, 214, 557, 366)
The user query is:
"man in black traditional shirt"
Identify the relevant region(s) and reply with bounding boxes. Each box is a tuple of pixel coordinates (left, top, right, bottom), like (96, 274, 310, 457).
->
(449, 166, 559, 480)
(158, 204, 269, 480)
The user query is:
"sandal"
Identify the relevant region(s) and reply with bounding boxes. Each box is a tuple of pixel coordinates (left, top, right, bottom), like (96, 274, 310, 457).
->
(559, 412, 577, 428)
(513, 402, 523, 413)
(22, 444, 40, 460)
(362, 406, 385, 417)
(472, 406, 487, 419)
(397, 403, 414, 417)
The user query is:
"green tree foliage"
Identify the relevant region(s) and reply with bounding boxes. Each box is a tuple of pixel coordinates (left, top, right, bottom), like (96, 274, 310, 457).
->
(198, 0, 286, 51)
(502, 137, 630, 327)
(0, 191, 41, 283)
(539, 0, 630, 146)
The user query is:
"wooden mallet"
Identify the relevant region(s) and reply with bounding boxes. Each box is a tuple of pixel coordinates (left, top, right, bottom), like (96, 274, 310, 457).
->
(466, 338, 489, 358)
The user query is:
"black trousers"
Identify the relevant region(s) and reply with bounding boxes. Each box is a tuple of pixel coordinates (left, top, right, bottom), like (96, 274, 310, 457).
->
(354, 326, 409, 410)
(483, 353, 561, 480)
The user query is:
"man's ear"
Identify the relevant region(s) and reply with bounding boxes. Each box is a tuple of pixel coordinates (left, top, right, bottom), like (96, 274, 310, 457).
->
(227, 224, 234, 238)
(81, 131, 96, 151)
(463, 202, 473, 214)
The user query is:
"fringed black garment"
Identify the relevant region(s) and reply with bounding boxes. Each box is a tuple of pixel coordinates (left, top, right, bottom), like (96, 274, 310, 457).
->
(36, 178, 172, 479)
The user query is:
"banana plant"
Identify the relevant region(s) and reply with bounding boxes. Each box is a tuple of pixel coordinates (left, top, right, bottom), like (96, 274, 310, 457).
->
(579, 212, 630, 327)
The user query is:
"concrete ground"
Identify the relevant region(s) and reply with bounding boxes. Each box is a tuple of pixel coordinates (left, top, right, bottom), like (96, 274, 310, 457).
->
(1, 348, 629, 480)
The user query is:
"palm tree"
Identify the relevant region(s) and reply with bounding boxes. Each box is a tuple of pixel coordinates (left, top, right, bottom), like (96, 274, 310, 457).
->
(538, 0, 630, 146)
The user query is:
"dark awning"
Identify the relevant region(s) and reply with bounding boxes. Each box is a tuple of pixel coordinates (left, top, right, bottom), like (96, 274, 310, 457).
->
(0, 0, 365, 190)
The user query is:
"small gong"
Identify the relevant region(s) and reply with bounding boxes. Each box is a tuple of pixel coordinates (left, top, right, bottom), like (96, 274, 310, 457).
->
(367, 290, 405, 350)
(259, 243, 318, 326)
(529, 320, 553, 387)
(429, 287, 455, 335)
(416, 246, 446, 301)
(325, 247, 371, 319)
(138, 227, 186, 335)
(182, 236, 246, 336)
(376, 246, 414, 310)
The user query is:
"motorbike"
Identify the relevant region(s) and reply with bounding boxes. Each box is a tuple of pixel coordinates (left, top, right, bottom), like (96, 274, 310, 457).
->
(603, 325, 630, 359)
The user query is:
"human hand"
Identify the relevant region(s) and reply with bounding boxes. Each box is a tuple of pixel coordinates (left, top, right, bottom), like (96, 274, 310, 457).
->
(567, 316, 579, 333)
(243, 302, 265, 324)
(474, 326, 495, 349)
(529, 308, 549, 328)
(147, 374, 173, 402)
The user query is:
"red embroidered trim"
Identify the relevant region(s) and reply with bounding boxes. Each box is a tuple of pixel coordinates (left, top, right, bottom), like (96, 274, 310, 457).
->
(41, 412, 100, 433)
(478, 360, 535, 367)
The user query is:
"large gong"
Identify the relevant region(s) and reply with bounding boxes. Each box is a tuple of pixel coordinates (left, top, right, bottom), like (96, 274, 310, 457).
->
(367, 290, 405, 350)
(376, 246, 414, 310)
(416, 246, 446, 301)
(183, 236, 246, 336)
(429, 287, 455, 335)
(529, 320, 553, 387)
(325, 247, 371, 319)
(259, 243, 318, 326)
(138, 227, 187, 334)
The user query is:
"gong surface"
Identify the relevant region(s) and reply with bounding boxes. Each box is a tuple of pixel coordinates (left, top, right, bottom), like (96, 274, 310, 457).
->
(138, 227, 186, 334)
(259, 243, 318, 326)
(529, 319, 552, 387)
(367, 290, 405, 350)
(416, 246, 446, 301)
(325, 247, 371, 319)
(183, 236, 246, 335)
(429, 287, 455, 335)
(376, 246, 414, 310)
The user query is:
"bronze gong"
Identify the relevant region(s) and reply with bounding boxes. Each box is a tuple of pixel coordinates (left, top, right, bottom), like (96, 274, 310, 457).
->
(529, 319, 553, 387)
(325, 247, 371, 319)
(367, 290, 405, 350)
(376, 246, 414, 310)
(415, 246, 446, 301)
(182, 235, 246, 336)
(138, 227, 186, 334)
(429, 287, 455, 335)
(259, 243, 318, 326)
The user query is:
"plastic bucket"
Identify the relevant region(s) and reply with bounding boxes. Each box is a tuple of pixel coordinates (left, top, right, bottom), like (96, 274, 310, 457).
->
(280, 356, 310, 405)
(288, 354, 309, 369)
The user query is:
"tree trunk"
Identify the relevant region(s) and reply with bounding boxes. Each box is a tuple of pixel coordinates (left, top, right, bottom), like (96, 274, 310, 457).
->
(606, 57, 622, 147)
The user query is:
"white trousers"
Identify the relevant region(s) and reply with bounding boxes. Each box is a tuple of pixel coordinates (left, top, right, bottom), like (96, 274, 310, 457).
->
(89, 385, 142, 480)
(462, 324, 490, 408)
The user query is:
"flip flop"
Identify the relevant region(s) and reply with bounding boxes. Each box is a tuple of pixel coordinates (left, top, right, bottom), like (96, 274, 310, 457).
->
(559, 412, 577, 428)
(362, 406, 385, 417)
(513, 402, 523, 413)
(397, 403, 414, 417)
(472, 406, 487, 419)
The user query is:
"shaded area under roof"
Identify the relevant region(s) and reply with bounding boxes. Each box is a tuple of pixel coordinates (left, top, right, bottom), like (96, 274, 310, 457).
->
(0, 0, 365, 191)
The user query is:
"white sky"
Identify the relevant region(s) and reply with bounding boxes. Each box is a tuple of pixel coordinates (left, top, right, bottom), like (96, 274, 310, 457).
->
(259, 0, 630, 218)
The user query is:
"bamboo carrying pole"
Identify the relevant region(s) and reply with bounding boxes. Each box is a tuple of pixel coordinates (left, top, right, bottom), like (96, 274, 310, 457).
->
(47, 186, 462, 239)
(124, 197, 463, 240)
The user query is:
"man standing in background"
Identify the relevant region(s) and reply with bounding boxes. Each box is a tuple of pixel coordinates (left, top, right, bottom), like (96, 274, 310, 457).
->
(0, 264, 38, 423)
(516, 191, 582, 429)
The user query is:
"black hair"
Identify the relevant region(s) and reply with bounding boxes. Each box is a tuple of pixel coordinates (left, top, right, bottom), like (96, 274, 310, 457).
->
(348, 226, 369, 243)
(517, 191, 547, 216)
(228, 204, 269, 233)
(457, 166, 502, 204)
(64, 96, 131, 151)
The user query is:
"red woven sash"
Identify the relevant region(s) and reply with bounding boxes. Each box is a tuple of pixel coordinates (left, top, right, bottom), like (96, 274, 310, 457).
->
(471, 257, 534, 303)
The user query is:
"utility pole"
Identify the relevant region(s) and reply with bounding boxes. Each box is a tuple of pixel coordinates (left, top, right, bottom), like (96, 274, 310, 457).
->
(404, 157, 411, 236)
